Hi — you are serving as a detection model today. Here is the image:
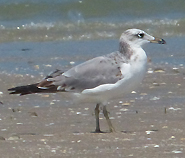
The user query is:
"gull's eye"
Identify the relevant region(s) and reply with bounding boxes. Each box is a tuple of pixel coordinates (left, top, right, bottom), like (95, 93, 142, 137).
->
(137, 33, 144, 38)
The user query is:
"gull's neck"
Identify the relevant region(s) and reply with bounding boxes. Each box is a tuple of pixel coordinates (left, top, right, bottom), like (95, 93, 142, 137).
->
(119, 40, 147, 63)
(119, 40, 135, 60)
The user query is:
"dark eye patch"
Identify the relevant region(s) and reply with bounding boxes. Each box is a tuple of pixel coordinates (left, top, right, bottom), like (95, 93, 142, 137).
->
(137, 33, 144, 38)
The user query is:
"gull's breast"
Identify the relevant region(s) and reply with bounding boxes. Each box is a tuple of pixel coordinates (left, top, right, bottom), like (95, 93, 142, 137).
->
(79, 59, 147, 103)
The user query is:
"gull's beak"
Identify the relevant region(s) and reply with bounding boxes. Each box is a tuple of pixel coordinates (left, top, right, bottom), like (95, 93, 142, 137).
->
(149, 37, 166, 44)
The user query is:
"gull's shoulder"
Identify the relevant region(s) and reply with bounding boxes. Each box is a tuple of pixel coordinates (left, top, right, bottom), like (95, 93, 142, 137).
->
(63, 51, 125, 77)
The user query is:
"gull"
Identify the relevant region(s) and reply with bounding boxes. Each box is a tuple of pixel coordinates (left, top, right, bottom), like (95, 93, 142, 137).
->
(8, 29, 166, 133)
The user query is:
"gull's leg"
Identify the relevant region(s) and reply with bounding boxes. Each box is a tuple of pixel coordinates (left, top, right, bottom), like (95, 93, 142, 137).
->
(103, 106, 115, 132)
(94, 103, 102, 133)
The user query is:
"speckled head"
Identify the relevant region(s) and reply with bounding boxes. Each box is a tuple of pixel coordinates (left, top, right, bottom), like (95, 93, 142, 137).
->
(120, 29, 166, 47)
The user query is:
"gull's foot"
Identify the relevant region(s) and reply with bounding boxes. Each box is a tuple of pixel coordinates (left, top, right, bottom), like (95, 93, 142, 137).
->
(92, 129, 105, 133)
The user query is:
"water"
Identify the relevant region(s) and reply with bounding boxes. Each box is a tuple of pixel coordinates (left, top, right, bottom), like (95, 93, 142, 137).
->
(0, 0, 185, 75)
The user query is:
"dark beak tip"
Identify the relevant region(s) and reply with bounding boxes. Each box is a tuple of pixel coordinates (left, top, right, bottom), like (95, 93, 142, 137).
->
(159, 39, 166, 44)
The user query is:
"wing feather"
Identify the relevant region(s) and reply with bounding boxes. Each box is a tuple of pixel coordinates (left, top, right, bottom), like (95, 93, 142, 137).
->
(38, 52, 125, 92)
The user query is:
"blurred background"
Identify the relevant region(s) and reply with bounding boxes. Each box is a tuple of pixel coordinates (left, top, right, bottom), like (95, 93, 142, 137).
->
(0, 0, 185, 75)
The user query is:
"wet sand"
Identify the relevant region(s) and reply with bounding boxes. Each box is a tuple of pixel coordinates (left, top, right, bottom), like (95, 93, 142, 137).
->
(0, 63, 185, 158)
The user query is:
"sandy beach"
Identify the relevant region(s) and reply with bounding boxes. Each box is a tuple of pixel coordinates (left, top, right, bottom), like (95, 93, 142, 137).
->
(0, 63, 185, 158)
(0, 0, 185, 157)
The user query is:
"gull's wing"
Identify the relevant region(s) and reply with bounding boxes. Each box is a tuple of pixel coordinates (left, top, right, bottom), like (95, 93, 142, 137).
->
(38, 52, 125, 92)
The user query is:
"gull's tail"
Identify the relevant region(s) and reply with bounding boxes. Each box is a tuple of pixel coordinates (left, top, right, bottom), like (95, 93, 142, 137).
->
(8, 83, 58, 96)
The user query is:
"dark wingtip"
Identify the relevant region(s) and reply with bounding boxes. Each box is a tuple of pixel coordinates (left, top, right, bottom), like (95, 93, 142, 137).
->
(7, 84, 38, 95)
(8, 83, 58, 95)
(8, 88, 15, 94)
(8, 88, 15, 91)
(8, 88, 17, 94)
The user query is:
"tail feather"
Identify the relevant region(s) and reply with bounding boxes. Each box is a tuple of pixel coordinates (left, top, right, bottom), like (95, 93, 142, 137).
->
(8, 83, 58, 96)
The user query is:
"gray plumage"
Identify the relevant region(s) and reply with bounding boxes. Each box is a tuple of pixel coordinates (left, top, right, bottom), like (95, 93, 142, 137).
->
(41, 51, 126, 92)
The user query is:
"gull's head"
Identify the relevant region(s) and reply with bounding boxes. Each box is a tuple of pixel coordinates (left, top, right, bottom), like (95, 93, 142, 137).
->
(120, 29, 166, 47)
